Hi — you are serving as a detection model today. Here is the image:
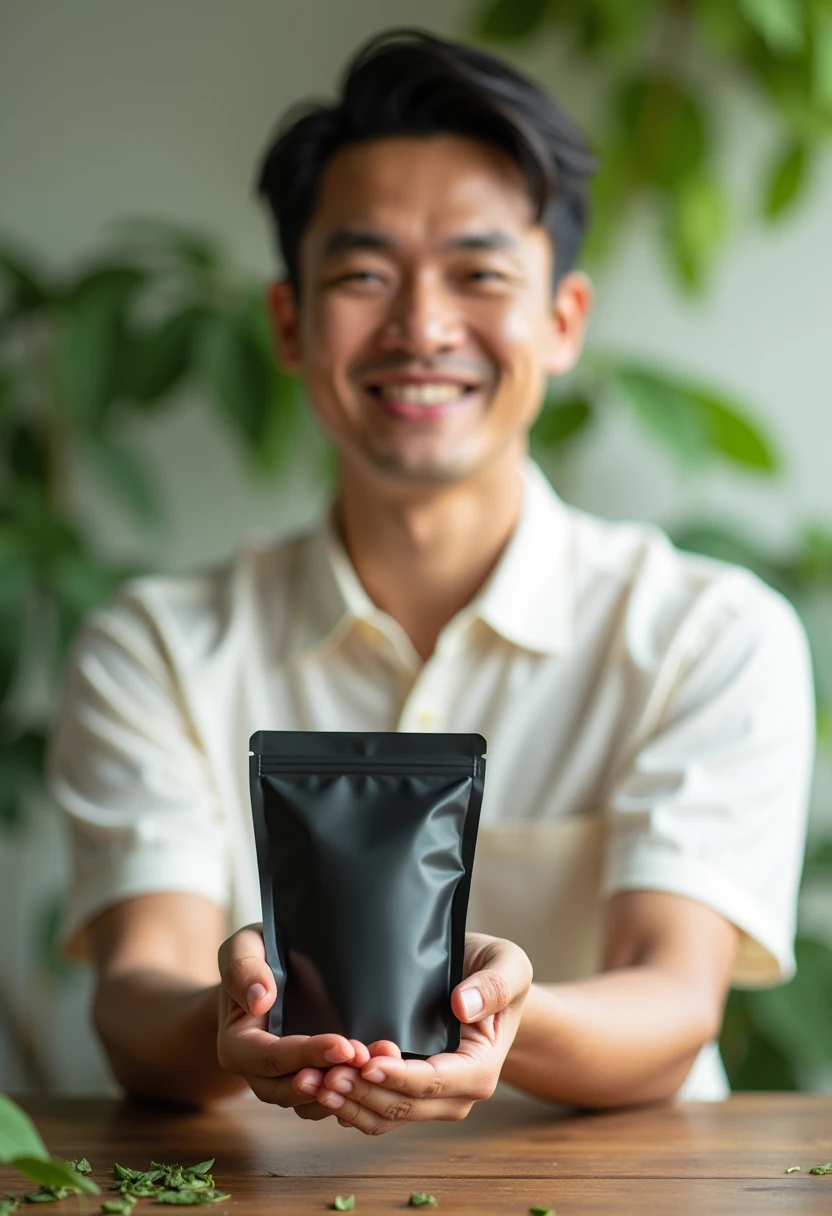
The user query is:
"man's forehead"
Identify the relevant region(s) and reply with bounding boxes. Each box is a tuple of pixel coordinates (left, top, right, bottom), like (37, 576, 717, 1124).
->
(306, 135, 538, 250)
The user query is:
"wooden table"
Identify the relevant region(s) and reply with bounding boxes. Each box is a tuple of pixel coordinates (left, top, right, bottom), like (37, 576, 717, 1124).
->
(3, 1095, 832, 1214)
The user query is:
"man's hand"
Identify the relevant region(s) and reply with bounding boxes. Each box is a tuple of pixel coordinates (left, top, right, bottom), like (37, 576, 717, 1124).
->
(217, 924, 370, 1116)
(305, 933, 533, 1135)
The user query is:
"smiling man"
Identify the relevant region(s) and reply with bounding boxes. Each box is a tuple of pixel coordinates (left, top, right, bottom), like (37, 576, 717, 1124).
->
(50, 29, 814, 1127)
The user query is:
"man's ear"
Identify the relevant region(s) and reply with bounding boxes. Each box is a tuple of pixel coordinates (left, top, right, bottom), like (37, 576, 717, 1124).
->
(267, 279, 302, 373)
(542, 270, 593, 377)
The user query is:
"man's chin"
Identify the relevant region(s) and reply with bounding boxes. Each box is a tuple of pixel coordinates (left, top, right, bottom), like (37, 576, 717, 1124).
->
(363, 447, 479, 488)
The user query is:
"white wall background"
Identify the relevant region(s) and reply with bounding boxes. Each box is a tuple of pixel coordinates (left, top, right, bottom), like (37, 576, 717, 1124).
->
(1, 0, 831, 1093)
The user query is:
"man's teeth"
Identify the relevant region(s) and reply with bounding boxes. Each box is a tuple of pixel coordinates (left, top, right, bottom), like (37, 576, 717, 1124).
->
(376, 383, 471, 405)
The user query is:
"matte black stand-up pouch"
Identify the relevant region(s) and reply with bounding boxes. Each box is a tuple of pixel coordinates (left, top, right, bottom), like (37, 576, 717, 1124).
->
(249, 731, 486, 1058)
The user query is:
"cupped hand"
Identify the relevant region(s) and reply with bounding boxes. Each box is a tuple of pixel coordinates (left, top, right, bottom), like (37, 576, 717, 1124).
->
(216, 923, 369, 1118)
(313, 933, 533, 1135)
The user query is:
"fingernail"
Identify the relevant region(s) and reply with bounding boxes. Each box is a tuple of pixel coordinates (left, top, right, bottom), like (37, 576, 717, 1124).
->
(363, 1068, 385, 1083)
(460, 987, 484, 1018)
(331, 1077, 353, 1095)
(324, 1046, 352, 1064)
(247, 982, 267, 1013)
(297, 1078, 318, 1094)
(322, 1091, 345, 1109)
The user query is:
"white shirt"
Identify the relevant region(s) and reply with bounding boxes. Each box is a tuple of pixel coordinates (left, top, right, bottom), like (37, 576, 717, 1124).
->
(49, 460, 815, 1102)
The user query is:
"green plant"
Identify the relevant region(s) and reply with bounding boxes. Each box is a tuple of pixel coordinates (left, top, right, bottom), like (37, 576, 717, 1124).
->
(0, 1094, 99, 1203)
(0, 220, 317, 1083)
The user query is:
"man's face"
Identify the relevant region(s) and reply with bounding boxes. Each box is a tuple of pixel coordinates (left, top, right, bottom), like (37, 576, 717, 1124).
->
(270, 135, 590, 488)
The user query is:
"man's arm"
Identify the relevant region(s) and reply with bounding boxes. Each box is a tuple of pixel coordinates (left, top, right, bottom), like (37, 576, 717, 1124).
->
(499, 889, 740, 1107)
(88, 892, 247, 1105)
(89, 892, 373, 1109)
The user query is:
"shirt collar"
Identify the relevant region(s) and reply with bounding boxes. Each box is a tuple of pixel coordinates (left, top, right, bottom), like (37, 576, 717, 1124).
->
(285, 458, 572, 660)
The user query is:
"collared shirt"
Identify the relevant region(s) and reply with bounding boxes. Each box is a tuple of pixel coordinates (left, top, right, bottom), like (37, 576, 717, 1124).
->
(49, 460, 815, 1102)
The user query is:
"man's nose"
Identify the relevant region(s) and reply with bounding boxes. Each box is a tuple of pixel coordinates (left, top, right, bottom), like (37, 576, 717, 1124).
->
(378, 276, 465, 357)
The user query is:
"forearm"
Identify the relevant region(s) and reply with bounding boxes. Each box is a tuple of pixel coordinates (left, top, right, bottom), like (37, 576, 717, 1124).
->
(93, 969, 248, 1106)
(501, 967, 720, 1109)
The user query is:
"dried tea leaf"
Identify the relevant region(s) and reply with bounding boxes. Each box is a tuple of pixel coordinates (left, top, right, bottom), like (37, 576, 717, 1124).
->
(332, 1198, 355, 1211)
(67, 1160, 92, 1175)
(784, 1166, 801, 1173)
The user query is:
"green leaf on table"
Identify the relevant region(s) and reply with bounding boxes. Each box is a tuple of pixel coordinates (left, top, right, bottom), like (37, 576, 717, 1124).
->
(784, 1165, 801, 1172)
(332, 1197, 355, 1211)
(196, 309, 275, 452)
(0, 1097, 48, 1164)
(763, 138, 810, 219)
(11, 1156, 98, 1196)
(8, 423, 49, 486)
(810, 1163, 832, 1175)
(66, 1159, 91, 1175)
(409, 1195, 438, 1207)
(529, 1207, 555, 1216)
(83, 430, 161, 526)
(0, 1198, 20, 1215)
(102, 1200, 136, 1214)
(533, 396, 593, 451)
(473, 0, 549, 40)
(187, 1163, 215, 1177)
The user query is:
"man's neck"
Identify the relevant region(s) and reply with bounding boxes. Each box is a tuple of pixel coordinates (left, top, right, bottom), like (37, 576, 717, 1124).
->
(335, 443, 527, 662)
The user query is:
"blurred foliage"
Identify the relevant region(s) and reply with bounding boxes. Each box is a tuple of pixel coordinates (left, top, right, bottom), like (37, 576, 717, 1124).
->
(0, 223, 308, 1085)
(471, 0, 832, 1091)
(473, 0, 832, 290)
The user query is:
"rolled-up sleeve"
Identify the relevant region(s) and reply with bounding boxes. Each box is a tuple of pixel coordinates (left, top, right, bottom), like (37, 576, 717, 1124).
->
(602, 579, 815, 987)
(48, 589, 230, 960)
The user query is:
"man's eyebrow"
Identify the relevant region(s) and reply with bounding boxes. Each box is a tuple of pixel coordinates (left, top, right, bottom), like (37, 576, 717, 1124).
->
(323, 227, 395, 257)
(321, 227, 520, 258)
(441, 231, 519, 253)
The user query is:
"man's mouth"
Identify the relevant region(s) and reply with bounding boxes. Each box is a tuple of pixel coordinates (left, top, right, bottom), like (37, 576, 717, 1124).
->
(362, 381, 482, 418)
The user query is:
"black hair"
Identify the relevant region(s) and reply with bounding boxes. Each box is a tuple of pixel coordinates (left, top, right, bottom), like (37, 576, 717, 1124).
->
(255, 27, 596, 294)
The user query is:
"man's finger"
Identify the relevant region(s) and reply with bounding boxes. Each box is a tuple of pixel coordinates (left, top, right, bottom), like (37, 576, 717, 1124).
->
(221, 1028, 358, 1081)
(218, 925, 276, 1015)
(452, 941, 533, 1023)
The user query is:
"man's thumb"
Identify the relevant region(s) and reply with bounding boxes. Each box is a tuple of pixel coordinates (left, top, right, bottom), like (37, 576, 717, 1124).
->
(454, 947, 533, 1023)
(218, 924, 276, 1015)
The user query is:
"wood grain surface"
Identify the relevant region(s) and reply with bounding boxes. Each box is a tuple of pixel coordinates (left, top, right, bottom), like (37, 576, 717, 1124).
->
(2, 1094, 832, 1214)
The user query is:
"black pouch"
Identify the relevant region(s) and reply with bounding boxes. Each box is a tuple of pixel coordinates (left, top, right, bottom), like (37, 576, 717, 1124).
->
(249, 730, 486, 1057)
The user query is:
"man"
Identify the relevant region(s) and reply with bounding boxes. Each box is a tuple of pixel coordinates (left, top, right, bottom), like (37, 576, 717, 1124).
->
(50, 29, 814, 1131)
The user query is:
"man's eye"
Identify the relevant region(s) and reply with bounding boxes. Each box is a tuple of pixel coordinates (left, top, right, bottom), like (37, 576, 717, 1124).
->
(338, 270, 384, 284)
(468, 269, 508, 282)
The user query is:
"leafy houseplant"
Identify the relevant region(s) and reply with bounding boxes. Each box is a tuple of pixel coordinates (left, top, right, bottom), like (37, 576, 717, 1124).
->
(0, 221, 313, 1085)
(471, 0, 832, 1090)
